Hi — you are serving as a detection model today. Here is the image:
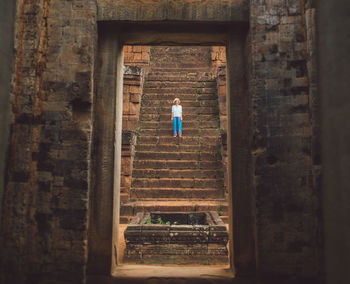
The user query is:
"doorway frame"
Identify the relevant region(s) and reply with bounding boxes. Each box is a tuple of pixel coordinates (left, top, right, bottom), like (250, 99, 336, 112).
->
(87, 21, 255, 280)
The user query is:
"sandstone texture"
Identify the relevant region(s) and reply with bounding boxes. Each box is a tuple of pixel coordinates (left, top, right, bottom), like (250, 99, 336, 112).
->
(0, 0, 321, 283)
(120, 46, 228, 226)
(123, 211, 228, 265)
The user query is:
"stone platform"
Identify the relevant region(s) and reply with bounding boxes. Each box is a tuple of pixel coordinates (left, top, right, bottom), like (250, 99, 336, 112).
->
(123, 211, 229, 265)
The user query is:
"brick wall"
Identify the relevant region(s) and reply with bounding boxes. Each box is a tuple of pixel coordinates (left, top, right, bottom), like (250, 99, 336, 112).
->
(211, 46, 227, 74)
(121, 66, 144, 202)
(121, 46, 150, 204)
(122, 65, 144, 131)
(211, 46, 228, 193)
(124, 45, 150, 67)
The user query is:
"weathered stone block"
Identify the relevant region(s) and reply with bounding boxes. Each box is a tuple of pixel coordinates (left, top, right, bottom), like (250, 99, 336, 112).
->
(123, 212, 228, 264)
(130, 93, 140, 103)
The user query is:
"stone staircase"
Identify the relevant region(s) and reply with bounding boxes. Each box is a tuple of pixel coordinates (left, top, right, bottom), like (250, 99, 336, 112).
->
(120, 46, 228, 224)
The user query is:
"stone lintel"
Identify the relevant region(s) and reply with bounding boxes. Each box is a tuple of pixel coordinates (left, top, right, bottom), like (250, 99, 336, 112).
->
(98, 21, 249, 45)
(98, 0, 249, 22)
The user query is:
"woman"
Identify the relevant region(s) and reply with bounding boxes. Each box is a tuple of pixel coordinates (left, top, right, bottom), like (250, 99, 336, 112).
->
(171, 98, 182, 137)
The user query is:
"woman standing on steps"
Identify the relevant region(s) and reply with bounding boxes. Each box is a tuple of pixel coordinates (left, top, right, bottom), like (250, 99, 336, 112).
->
(171, 98, 182, 137)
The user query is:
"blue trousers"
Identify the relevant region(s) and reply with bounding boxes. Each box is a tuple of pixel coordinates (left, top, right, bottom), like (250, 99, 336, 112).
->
(173, 117, 182, 135)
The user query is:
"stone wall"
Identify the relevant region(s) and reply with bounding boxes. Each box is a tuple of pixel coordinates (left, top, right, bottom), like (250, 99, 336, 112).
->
(0, 1, 97, 283)
(211, 46, 227, 75)
(250, 0, 320, 278)
(121, 66, 143, 205)
(318, 1, 350, 284)
(210, 47, 227, 132)
(211, 46, 228, 193)
(124, 45, 150, 67)
(0, 0, 322, 282)
(121, 47, 150, 207)
(122, 65, 147, 132)
(0, 0, 16, 226)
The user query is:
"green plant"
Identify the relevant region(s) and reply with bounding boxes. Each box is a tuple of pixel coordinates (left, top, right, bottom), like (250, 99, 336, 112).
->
(217, 147, 223, 160)
(157, 217, 164, 224)
(215, 113, 220, 123)
(146, 215, 152, 224)
(217, 204, 223, 216)
(217, 147, 222, 155)
(135, 125, 142, 136)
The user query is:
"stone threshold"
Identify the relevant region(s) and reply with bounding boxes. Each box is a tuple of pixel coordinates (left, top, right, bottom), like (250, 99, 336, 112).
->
(111, 265, 235, 282)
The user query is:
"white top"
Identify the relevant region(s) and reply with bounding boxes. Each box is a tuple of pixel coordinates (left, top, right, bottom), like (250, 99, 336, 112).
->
(171, 105, 182, 117)
(172, 105, 182, 117)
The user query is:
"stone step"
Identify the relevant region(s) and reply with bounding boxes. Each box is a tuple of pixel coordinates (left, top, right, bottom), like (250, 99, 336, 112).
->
(150, 57, 211, 63)
(120, 192, 129, 203)
(150, 49, 210, 57)
(151, 49, 209, 55)
(139, 120, 219, 129)
(130, 187, 224, 199)
(136, 136, 220, 145)
(131, 178, 224, 189)
(150, 54, 210, 60)
(149, 52, 210, 58)
(150, 67, 211, 72)
(135, 151, 220, 161)
(119, 200, 228, 224)
(135, 144, 219, 153)
(150, 56, 210, 62)
(141, 100, 218, 107)
(150, 46, 210, 54)
(150, 61, 211, 67)
(150, 62, 211, 68)
(133, 160, 221, 170)
(143, 87, 216, 94)
(120, 200, 228, 213)
(146, 72, 215, 82)
(139, 114, 216, 122)
(146, 77, 216, 84)
(142, 93, 217, 101)
(132, 169, 222, 179)
(120, 215, 229, 225)
(138, 128, 220, 137)
(140, 106, 219, 114)
(139, 117, 218, 125)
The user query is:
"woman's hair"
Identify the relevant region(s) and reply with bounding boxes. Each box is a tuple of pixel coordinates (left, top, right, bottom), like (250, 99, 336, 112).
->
(173, 98, 181, 104)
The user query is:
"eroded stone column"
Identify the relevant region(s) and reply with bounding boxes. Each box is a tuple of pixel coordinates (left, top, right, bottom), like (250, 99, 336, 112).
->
(87, 26, 123, 275)
(227, 30, 255, 275)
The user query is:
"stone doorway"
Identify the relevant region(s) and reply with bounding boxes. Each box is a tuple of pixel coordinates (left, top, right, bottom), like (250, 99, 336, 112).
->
(88, 22, 253, 280)
(119, 45, 229, 265)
